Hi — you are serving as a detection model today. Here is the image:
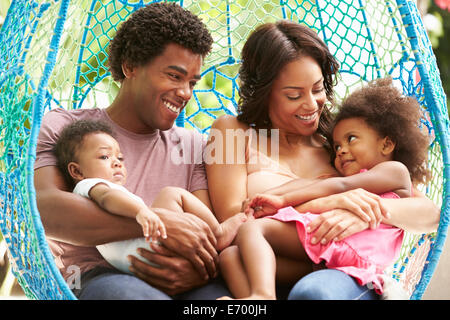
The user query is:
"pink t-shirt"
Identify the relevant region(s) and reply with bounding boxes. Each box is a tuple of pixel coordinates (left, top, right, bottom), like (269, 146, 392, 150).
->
(34, 107, 208, 280)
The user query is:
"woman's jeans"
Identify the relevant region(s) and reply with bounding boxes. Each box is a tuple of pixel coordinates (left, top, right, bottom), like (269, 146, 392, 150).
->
(288, 269, 378, 300)
(74, 267, 378, 300)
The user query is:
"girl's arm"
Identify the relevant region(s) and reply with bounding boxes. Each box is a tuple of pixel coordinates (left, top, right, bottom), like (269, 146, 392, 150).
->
(250, 161, 411, 224)
(205, 115, 250, 222)
(284, 161, 411, 204)
(262, 177, 322, 196)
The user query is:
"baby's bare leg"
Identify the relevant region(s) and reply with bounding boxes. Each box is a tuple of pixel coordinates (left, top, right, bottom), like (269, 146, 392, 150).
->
(152, 187, 246, 250)
(152, 186, 213, 219)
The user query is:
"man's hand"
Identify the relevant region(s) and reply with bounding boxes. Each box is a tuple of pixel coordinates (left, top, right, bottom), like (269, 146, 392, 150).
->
(128, 244, 209, 296)
(151, 208, 219, 280)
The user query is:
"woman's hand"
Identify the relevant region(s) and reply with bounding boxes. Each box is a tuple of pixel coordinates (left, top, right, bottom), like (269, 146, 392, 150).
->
(128, 244, 210, 296)
(295, 189, 390, 229)
(307, 209, 370, 245)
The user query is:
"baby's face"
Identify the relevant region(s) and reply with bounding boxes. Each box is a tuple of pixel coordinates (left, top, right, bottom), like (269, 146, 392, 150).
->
(75, 132, 127, 185)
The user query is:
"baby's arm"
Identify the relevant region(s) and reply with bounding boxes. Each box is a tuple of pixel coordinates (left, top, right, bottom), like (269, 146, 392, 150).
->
(250, 161, 411, 217)
(89, 183, 167, 241)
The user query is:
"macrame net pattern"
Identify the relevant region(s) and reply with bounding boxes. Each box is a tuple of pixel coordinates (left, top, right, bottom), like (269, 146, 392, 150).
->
(0, 0, 448, 300)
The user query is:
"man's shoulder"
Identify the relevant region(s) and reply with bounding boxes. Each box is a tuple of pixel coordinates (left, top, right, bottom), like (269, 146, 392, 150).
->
(42, 108, 104, 125)
(43, 107, 105, 122)
(40, 108, 108, 133)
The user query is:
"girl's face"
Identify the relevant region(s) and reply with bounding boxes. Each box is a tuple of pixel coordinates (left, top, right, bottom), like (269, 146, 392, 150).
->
(268, 55, 327, 137)
(69, 133, 127, 185)
(332, 117, 393, 176)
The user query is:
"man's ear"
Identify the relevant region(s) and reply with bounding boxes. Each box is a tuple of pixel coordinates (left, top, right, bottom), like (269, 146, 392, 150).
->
(381, 137, 396, 156)
(121, 61, 135, 79)
(68, 162, 84, 181)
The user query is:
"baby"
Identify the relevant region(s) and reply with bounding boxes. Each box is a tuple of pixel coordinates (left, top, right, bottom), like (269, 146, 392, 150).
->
(54, 120, 248, 273)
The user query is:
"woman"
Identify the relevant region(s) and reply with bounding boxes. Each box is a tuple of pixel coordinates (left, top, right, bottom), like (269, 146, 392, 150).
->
(205, 20, 439, 300)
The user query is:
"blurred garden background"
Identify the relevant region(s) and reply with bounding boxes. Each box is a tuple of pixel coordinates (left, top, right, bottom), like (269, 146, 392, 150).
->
(0, 0, 449, 299)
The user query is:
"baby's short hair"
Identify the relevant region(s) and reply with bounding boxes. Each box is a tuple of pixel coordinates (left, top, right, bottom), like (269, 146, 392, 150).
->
(54, 120, 114, 187)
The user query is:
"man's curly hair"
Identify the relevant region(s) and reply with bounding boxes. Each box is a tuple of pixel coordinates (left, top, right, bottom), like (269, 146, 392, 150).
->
(333, 77, 430, 185)
(54, 120, 115, 188)
(108, 2, 213, 81)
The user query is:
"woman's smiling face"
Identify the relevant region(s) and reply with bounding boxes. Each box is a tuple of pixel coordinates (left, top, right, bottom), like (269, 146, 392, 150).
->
(268, 55, 326, 137)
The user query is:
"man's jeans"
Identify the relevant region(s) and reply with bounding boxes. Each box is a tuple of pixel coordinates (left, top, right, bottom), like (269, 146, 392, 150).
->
(74, 267, 230, 300)
(74, 267, 377, 300)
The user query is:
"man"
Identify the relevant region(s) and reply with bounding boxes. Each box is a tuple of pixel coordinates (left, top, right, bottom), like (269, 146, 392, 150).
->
(34, 2, 229, 299)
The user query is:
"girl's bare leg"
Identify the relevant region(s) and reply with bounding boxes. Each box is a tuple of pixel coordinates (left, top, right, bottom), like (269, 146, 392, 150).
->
(275, 256, 313, 285)
(234, 218, 308, 300)
(218, 244, 311, 300)
(218, 246, 250, 299)
(217, 227, 313, 300)
(151, 186, 248, 250)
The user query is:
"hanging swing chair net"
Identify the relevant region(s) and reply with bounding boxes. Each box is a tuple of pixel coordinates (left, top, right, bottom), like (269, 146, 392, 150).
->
(0, 0, 448, 300)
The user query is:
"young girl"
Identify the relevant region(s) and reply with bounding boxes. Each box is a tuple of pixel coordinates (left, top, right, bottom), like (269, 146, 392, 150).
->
(54, 120, 248, 274)
(219, 77, 430, 299)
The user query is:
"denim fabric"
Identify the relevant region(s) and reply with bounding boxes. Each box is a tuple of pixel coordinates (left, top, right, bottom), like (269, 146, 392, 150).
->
(74, 267, 230, 300)
(287, 269, 379, 300)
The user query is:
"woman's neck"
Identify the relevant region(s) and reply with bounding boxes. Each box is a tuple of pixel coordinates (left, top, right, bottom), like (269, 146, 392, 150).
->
(277, 129, 320, 149)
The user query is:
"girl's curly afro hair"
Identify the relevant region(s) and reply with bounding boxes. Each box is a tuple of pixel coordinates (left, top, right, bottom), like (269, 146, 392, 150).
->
(333, 77, 431, 185)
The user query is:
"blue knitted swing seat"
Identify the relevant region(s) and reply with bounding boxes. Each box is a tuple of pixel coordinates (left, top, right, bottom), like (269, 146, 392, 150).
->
(0, 0, 448, 300)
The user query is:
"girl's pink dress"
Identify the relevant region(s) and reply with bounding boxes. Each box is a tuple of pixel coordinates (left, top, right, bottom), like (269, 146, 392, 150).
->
(268, 191, 404, 294)
(244, 134, 404, 294)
